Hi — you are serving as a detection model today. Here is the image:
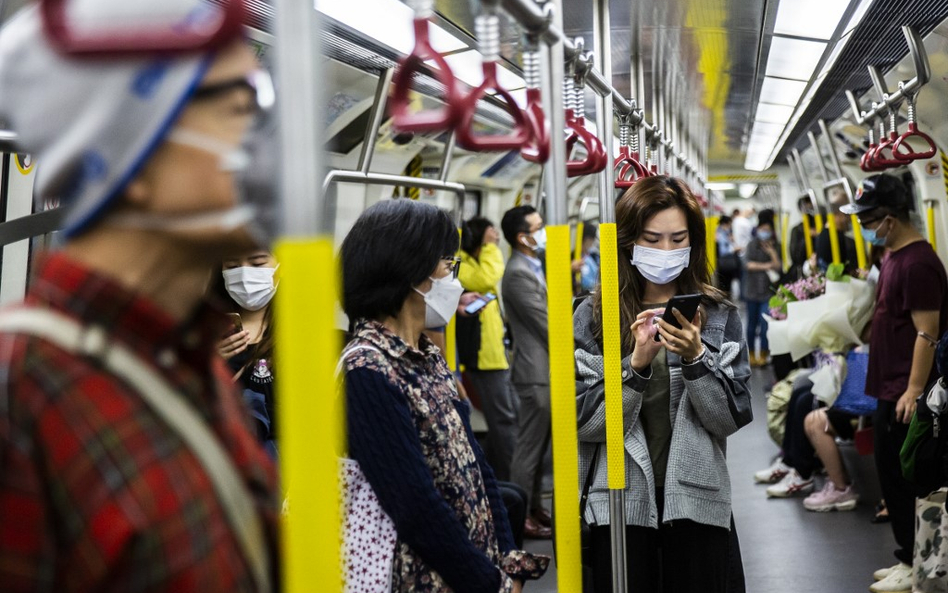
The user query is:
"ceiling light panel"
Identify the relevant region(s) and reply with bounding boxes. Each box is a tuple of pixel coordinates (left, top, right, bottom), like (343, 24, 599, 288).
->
(759, 77, 808, 106)
(754, 103, 795, 124)
(315, 0, 467, 56)
(773, 0, 851, 40)
(765, 36, 827, 80)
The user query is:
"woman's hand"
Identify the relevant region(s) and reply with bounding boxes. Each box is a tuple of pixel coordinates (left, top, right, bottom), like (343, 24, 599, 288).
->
(217, 330, 251, 360)
(657, 307, 704, 362)
(630, 309, 665, 372)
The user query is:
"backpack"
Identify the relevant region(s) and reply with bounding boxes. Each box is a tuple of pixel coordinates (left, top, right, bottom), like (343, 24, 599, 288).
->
(900, 378, 948, 495)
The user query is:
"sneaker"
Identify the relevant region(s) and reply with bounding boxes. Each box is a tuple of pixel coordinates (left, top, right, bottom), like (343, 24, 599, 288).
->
(753, 458, 791, 484)
(868, 562, 911, 592)
(872, 563, 903, 581)
(766, 468, 814, 498)
(803, 481, 859, 512)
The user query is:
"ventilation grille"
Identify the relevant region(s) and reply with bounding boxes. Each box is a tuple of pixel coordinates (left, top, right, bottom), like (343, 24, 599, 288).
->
(781, 0, 948, 160)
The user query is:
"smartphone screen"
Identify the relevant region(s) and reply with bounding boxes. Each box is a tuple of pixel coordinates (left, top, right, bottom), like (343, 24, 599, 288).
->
(464, 293, 497, 315)
(227, 312, 243, 333)
(654, 293, 702, 342)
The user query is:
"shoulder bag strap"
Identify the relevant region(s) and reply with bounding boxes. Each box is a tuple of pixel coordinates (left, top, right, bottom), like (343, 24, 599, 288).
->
(0, 308, 271, 593)
(579, 442, 602, 517)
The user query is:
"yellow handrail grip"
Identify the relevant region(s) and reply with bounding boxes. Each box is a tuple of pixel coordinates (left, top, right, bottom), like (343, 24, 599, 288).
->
(851, 215, 868, 271)
(275, 238, 342, 593)
(546, 225, 582, 592)
(801, 214, 814, 259)
(705, 216, 718, 275)
(781, 213, 791, 272)
(574, 222, 585, 289)
(598, 223, 626, 488)
(827, 214, 841, 265)
(928, 204, 937, 251)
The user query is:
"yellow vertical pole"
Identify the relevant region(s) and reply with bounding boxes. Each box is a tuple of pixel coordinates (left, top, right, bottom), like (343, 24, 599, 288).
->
(598, 223, 625, 488)
(546, 225, 582, 592)
(275, 238, 341, 593)
(826, 214, 841, 265)
(851, 215, 868, 270)
(801, 214, 814, 259)
(574, 221, 585, 289)
(705, 215, 718, 275)
(928, 203, 938, 251)
(781, 213, 791, 272)
(813, 212, 824, 233)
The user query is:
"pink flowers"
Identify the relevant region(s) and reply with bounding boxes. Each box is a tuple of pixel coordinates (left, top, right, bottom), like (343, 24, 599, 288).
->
(768, 274, 827, 320)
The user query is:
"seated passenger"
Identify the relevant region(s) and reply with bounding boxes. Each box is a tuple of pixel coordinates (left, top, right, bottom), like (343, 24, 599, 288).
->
(0, 6, 279, 591)
(574, 176, 752, 593)
(339, 199, 549, 593)
(215, 250, 280, 458)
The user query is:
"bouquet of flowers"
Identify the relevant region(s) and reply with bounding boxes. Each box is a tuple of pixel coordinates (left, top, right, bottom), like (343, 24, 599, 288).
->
(766, 263, 875, 360)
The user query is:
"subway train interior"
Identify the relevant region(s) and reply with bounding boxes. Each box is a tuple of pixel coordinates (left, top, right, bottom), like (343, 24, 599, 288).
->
(3, 0, 948, 592)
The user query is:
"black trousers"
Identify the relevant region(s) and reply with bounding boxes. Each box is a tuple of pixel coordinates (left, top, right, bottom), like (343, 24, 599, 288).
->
(873, 400, 916, 565)
(588, 490, 743, 593)
(498, 481, 528, 549)
(782, 376, 818, 479)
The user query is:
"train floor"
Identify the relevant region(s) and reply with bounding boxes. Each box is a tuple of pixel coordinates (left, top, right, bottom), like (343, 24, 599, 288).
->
(521, 352, 897, 593)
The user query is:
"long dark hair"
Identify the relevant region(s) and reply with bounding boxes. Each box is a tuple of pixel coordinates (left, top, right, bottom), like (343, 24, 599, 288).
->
(209, 267, 275, 370)
(592, 176, 726, 354)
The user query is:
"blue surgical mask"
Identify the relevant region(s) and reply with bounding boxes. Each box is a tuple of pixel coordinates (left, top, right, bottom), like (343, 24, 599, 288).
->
(860, 218, 889, 247)
(757, 230, 773, 241)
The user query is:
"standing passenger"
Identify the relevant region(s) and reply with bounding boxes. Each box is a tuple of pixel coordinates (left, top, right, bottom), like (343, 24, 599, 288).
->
(841, 174, 948, 593)
(501, 206, 554, 540)
(458, 217, 519, 481)
(743, 218, 781, 367)
(0, 5, 280, 591)
(574, 176, 752, 593)
(340, 200, 548, 593)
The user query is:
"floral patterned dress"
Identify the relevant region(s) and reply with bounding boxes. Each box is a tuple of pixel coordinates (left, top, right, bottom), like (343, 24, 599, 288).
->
(344, 319, 548, 592)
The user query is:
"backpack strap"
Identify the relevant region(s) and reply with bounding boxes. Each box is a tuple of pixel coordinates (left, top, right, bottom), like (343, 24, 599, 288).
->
(0, 308, 271, 593)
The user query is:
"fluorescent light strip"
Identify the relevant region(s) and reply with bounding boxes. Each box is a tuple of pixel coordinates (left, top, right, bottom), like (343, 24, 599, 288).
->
(773, 0, 851, 40)
(765, 36, 827, 81)
(314, 0, 467, 55)
(759, 77, 808, 106)
(754, 102, 795, 124)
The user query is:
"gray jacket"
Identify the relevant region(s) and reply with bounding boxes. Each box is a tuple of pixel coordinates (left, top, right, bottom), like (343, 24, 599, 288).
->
(502, 252, 549, 385)
(574, 298, 752, 529)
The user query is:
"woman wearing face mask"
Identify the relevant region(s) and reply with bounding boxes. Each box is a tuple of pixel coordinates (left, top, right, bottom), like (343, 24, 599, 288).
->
(574, 176, 752, 593)
(339, 199, 548, 593)
(743, 219, 781, 367)
(216, 249, 279, 457)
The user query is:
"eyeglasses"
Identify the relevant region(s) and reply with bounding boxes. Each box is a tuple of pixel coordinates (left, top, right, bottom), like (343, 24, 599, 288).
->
(192, 70, 276, 113)
(858, 216, 886, 229)
(443, 256, 462, 279)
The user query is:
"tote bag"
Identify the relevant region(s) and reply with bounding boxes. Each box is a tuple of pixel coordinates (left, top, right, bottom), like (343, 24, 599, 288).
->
(913, 488, 948, 592)
(337, 345, 397, 593)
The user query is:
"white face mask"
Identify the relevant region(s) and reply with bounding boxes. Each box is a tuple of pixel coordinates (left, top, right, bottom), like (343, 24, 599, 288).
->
(223, 265, 279, 311)
(631, 245, 691, 285)
(521, 227, 547, 252)
(413, 275, 464, 329)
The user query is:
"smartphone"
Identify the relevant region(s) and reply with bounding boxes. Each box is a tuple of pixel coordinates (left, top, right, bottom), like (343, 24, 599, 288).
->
(227, 312, 243, 333)
(654, 293, 702, 342)
(464, 293, 497, 315)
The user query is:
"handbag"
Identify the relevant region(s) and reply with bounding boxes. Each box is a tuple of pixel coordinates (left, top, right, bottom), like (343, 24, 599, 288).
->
(913, 488, 948, 592)
(900, 379, 948, 494)
(337, 344, 398, 593)
(831, 350, 877, 417)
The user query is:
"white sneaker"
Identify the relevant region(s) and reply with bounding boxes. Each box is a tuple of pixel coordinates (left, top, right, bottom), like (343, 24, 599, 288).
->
(868, 562, 911, 592)
(753, 458, 791, 484)
(872, 563, 903, 581)
(803, 481, 859, 512)
(765, 468, 814, 498)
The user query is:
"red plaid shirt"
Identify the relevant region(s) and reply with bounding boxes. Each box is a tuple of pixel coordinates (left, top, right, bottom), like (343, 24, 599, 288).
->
(0, 253, 280, 592)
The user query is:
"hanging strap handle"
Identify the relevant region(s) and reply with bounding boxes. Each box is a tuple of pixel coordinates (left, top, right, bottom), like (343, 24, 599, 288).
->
(565, 78, 606, 177)
(893, 87, 937, 161)
(520, 46, 550, 164)
(614, 116, 649, 188)
(874, 97, 912, 168)
(389, 0, 462, 133)
(0, 307, 272, 593)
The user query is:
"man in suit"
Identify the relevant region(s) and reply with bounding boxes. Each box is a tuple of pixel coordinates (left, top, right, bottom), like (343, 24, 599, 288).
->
(500, 206, 552, 540)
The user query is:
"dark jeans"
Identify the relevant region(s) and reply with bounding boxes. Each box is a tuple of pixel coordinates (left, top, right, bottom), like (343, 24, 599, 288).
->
(873, 400, 916, 565)
(498, 481, 527, 548)
(589, 489, 742, 593)
(782, 374, 818, 479)
(744, 299, 769, 353)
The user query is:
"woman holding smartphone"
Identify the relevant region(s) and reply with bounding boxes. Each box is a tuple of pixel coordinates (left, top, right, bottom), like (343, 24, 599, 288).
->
(573, 176, 752, 593)
(215, 249, 279, 457)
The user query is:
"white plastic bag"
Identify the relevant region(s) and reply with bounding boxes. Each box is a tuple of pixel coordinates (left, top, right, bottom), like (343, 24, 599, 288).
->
(913, 488, 948, 592)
